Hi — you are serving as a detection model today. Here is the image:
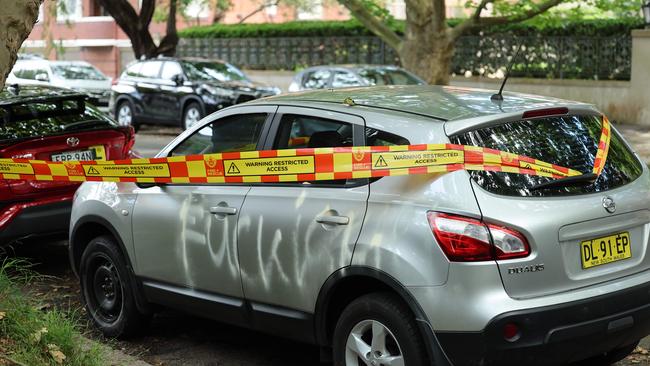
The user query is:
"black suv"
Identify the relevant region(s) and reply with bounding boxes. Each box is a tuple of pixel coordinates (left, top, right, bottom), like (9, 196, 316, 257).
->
(110, 57, 281, 130)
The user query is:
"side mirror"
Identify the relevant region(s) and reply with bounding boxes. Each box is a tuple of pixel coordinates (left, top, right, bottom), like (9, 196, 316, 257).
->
(35, 73, 49, 82)
(171, 74, 185, 86)
(135, 182, 163, 189)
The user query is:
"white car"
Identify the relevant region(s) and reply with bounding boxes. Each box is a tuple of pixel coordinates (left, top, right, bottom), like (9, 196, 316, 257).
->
(7, 60, 112, 109)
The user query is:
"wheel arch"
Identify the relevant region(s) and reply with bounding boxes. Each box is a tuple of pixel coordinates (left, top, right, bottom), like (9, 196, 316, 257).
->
(314, 266, 452, 366)
(114, 95, 136, 119)
(69, 215, 151, 314)
(180, 95, 205, 119)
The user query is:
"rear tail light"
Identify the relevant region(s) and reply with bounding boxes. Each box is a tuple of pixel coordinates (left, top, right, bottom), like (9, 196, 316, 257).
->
(121, 126, 136, 158)
(0, 180, 11, 201)
(427, 212, 530, 262)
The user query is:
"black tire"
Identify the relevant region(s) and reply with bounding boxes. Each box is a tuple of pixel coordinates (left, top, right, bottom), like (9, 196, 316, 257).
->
(116, 100, 140, 132)
(182, 101, 203, 130)
(573, 340, 639, 366)
(333, 292, 427, 366)
(79, 235, 150, 338)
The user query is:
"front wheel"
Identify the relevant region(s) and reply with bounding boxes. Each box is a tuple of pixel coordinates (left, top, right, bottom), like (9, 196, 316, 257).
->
(182, 102, 203, 130)
(80, 235, 150, 338)
(116, 101, 139, 132)
(333, 292, 427, 366)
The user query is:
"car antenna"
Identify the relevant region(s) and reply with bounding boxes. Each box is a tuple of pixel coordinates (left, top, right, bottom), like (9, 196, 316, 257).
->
(491, 43, 523, 103)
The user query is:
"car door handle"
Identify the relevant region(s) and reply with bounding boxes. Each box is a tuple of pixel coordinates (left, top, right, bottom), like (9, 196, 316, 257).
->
(316, 215, 349, 225)
(209, 206, 238, 215)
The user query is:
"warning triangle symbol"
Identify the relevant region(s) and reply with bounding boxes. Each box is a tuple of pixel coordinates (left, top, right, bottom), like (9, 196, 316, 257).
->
(227, 162, 241, 174)
(86, 166, 100, 175)
(374, 155, 388, 168)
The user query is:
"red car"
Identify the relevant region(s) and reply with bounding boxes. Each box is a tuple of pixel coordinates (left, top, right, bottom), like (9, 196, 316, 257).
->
(0, 85, 135, 245)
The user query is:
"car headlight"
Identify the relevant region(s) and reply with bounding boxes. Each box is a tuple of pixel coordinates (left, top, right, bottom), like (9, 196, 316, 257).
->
(270, 86, 282, 95)
(203, 85, 235, 98)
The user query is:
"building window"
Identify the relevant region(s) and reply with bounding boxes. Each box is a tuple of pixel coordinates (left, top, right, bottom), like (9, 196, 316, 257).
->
(297, 0, 323, 20)
(57, 0, 82, 21)
(87, 0, 109, 17)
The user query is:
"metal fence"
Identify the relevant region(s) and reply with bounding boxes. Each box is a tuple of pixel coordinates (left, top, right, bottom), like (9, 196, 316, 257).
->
(178, 34, 632, 80)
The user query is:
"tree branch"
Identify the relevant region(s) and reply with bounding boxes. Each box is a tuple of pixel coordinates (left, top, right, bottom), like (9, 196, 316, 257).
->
(238, 0, 279, 24)
(450, 0, 565, 40)
(472, 0, 494, 20)
(138, 0, 156, 27)
(338, 0, 402, 51)
(158, 0, 179, 56)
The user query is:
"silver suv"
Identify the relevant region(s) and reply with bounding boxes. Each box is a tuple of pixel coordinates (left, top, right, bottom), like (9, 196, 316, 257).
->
(69, 86, 650, 366)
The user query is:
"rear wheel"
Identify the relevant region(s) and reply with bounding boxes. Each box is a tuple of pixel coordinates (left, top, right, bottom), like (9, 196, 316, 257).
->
(116, 101, 139, 132)
(80, 235, 150, 338)
(333, 292, 427, 366)
(182, 102, 203, 130)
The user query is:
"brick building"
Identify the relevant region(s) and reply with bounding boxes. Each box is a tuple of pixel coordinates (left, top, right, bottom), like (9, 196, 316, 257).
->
(24, 0, 470, 79)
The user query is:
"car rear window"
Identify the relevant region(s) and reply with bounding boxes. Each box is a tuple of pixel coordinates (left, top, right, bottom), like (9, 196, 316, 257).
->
(0, 98, 117, 142)
(451, 115, 643, 197)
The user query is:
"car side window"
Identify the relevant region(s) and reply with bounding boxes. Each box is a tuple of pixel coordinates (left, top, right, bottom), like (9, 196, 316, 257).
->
(274, 114, 353, 150)
(170, 113, 267, 156)
(14, 66, 49, 80)
(302, 70, 331, 89)
(124, 63, 143, 78)
(140, 61, 163, 79)
(365, 127, 409, 146)
(161, 61, 183, 81)
(331, 71, 361, 88)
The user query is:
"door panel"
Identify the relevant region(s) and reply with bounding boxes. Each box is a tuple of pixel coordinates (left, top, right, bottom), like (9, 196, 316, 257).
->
(237, 106, 369, 312)
(132, 106, 277, 297)
(133, 185, 250, 296)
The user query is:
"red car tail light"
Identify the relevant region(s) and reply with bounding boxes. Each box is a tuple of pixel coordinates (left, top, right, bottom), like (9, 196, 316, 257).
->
(121, 126, 136, 158)
(427, 212, 530, 262)
(0, 180, 11, 201)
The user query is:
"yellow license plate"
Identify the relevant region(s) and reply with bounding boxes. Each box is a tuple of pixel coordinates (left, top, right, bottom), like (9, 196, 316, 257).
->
(90, 145, 106, 160)
(580, 232, 631, 269)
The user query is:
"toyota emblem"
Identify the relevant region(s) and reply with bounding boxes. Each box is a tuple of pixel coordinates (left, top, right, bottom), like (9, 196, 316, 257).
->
(602, 196, 616, 214)
(66, 137, 80, 147)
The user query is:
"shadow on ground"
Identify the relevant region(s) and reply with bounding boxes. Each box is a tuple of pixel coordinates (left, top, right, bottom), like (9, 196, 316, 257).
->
(10, 241, 322, 366)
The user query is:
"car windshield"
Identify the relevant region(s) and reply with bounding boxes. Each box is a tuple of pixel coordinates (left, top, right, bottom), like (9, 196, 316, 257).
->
(358, 68, 422, 86)
(0, 97, 116, 142)
(451, 115, 643, 197)
(51, 63, 108, 81)
(182, 61, 248, 82)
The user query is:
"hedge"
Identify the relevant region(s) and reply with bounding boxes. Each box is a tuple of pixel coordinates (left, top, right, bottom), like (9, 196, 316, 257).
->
(179, 18, 644, 39)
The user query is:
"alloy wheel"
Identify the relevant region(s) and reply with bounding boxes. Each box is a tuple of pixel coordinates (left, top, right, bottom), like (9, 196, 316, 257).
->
(184, 107, 201, 130)
(345, 319, 404, 366)
(117, 104, 132, 127)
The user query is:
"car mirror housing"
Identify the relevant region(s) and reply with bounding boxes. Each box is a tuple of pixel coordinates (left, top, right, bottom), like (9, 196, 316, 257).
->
(172, 74, 185, 86)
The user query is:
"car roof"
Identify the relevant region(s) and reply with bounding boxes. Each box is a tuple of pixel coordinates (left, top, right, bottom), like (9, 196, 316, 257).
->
(262, 85, 591, 122)
(0, 85, 85, 106)
(134, 56, 228, 64)
(302, 64, 406, 73)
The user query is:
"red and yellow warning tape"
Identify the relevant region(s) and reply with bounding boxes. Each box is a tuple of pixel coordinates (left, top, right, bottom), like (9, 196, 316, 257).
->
(0, 116, 611, 184)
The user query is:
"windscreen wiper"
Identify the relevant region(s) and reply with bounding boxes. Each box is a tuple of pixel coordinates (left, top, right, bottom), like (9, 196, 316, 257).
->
(530, 173, 598, 191)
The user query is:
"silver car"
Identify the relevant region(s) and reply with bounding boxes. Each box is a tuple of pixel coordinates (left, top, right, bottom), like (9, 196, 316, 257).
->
(69, 86, 650, 366)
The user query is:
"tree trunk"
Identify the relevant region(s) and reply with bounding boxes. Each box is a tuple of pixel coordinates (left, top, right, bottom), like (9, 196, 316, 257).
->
(399, 38, 455, 85)
(0, 0, 42, 89)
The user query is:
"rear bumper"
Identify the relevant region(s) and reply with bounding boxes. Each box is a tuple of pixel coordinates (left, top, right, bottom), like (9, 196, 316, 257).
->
(437, 280, 650, 365)
(0, 197, 73, 244)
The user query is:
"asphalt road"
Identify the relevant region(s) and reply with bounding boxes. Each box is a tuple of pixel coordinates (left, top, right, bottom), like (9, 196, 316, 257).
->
(133, 125, 181, 157)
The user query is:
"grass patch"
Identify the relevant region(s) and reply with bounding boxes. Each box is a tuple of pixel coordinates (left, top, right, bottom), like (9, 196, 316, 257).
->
(0, 258, 104, 366)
